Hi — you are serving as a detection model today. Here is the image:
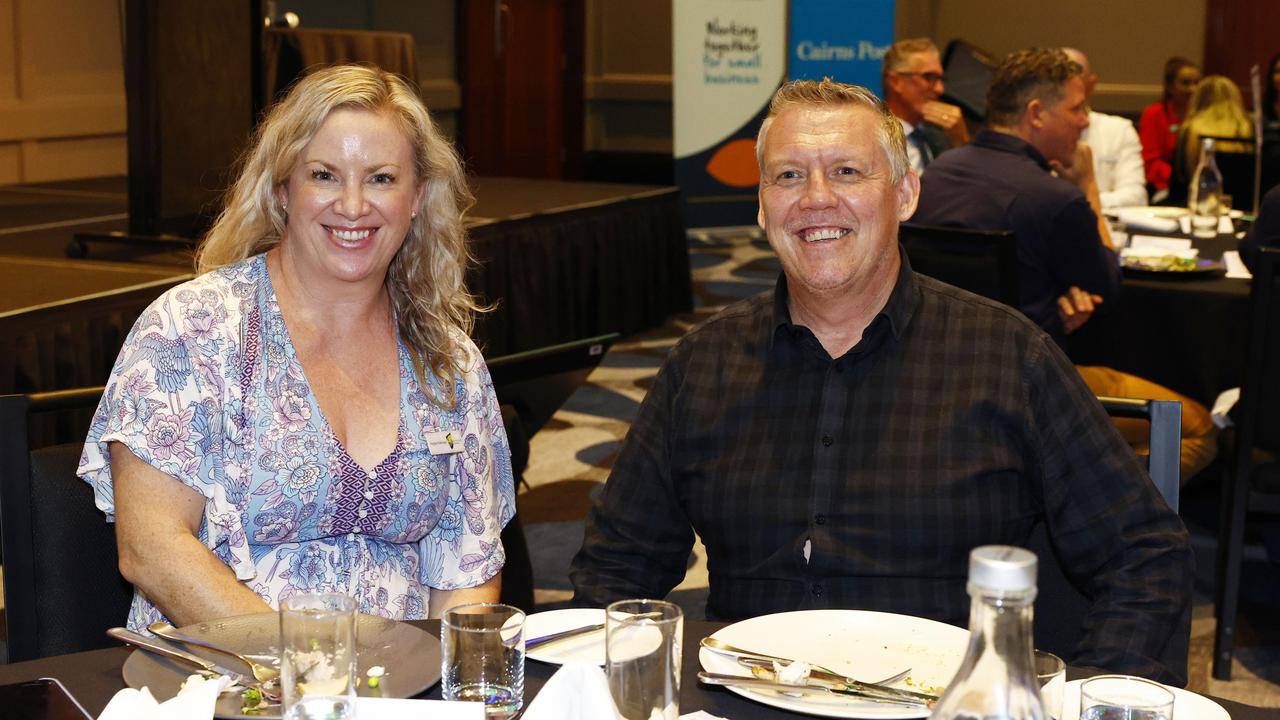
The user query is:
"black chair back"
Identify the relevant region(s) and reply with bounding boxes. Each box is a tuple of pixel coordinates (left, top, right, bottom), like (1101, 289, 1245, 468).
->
(1213, 245, 1280, 678)
(487, 333, 618, 437)
(898, 223, 1020, 308)
(1030, 396, 1183, 666)
(0, 387, 133, 663)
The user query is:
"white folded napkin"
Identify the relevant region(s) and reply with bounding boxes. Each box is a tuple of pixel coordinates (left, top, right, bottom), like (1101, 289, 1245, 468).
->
(1125, 236, 1194, 254)
(1212, 387, 1240, 429)
(522, 662, 622, 720)
(1116, 209, 1181, 233)
(519, 662, 729, 720)
(1223, 250, 1252, 278)
(98, 674, 229, 720)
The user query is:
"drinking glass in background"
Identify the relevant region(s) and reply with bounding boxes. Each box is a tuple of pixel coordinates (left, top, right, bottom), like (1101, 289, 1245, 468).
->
(1034, 650, 1065, 719)
(280, 593, 358, 720)
(606, 599, 683, 720)
(1079, 675, 1175, 720)
(441, 603, 526, 719)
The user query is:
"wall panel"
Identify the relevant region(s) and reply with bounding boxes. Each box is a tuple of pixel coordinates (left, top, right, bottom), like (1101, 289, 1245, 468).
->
(0, 0, 125, 183)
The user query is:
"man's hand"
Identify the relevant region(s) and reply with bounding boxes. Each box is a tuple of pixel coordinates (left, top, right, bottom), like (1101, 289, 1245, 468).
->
(921, 100, 969, 146)
(1058, 286, 1104, 334)
(1051, 141, 1096, 190)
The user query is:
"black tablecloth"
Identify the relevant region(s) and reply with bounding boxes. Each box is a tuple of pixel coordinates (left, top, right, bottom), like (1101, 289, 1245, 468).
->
(1068, 235, 1250, 406)
(0, 620, 1269, 719)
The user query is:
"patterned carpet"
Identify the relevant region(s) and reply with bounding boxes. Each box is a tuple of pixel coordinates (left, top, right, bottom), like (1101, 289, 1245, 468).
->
(515, 227, 1280, 709)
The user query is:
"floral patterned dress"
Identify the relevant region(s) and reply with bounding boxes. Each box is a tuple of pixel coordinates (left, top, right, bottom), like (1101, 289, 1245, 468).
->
(79, 254, 515, 631)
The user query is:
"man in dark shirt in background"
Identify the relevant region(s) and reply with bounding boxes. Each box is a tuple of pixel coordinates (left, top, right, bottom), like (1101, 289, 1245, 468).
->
(570, 79, 1192, 684)
(914, 47, 1119, 346)
(913, 47, 1217, 479)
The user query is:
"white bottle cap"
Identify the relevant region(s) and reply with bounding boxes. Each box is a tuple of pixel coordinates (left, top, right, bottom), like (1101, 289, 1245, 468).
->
(969, 545, 1037, 592)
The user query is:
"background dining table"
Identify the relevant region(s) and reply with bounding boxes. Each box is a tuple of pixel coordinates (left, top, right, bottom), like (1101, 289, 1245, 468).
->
(0, 619, 1268, 719)
(1068, 234, 1250, 407)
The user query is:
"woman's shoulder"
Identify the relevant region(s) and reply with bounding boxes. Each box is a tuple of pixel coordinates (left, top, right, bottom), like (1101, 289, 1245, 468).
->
(137, 255, 266, 338)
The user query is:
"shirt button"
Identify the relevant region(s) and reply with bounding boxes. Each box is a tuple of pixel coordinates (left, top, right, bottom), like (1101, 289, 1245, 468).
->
(812, 584, 824, 597)
(353, 526, 362, 534)
(815, 513, 826, 525)
(364, 490, 375, 500)
(358, 509, 368, 518)
(821, 436, 833, 447)
(367, 469, 377, 479)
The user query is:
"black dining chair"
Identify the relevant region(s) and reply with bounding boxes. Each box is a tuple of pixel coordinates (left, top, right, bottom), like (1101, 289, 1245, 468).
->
(1213, 246, 1280, 680)
(0, 386, 135, 663)
(1030, 396, 1184, 670)
(898, 223, 1020, 308)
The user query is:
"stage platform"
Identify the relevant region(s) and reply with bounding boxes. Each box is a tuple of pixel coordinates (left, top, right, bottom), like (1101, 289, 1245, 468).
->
(0, 175, 691, 394)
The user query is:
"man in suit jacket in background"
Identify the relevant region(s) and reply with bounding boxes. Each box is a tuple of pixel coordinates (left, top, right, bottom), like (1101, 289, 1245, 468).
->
(882, 38, 969, 174)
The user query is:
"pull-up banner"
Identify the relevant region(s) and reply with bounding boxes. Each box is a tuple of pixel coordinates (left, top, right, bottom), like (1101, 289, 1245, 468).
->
(674, 1, 895, 228)
(673, 0, 786, 228)
(789, 0, 894, 90)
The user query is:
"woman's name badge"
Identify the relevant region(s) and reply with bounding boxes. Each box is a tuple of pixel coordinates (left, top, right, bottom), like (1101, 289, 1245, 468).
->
(426, 430, 465, 455)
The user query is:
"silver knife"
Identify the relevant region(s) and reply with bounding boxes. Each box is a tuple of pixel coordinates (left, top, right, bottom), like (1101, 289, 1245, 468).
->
(697, 672, 927, 707)
(107, 627, 281, 702)
(526, 622, 605, 650)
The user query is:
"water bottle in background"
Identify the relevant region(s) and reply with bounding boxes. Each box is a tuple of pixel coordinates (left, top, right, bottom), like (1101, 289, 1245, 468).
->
(1189, 137, 1223, 238)
(929, 546, 1046, 720)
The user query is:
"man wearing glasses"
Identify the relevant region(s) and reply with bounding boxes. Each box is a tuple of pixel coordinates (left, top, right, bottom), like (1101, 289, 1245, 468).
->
(882, 38, 969, 173)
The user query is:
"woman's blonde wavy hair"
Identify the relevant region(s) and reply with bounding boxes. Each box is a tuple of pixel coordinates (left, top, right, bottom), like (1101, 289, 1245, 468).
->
(195, 64, 480, 409)
(1180, 75, 1255, 168)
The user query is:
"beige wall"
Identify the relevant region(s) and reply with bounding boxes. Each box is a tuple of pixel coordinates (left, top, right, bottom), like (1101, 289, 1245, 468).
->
(585, 0, 673, 153)
(0, 0, 126, 184)
(585, 0, 1210, 154)
(897, 0, 1207, 114)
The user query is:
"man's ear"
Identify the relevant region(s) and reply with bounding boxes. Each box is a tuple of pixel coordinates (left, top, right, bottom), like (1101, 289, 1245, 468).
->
(896, 170, 920, 221)
(1026, 98, 1046, 129)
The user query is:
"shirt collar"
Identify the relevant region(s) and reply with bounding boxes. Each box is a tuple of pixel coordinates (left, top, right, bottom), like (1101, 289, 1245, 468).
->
(972, 129, 1053, 173)
(768, 249, 918, 356)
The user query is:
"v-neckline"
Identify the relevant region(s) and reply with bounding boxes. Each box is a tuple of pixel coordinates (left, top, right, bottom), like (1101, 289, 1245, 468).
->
(259, 254, 405, 476)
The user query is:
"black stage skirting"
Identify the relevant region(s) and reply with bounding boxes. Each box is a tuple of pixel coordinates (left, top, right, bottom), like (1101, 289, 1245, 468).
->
(0, 177, 691, 396)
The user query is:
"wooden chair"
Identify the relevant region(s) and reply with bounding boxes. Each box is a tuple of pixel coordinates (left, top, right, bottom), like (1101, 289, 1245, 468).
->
(898, 223, 1020, 308)
(0, 387, 133, 663)
(1213, 246, 1280, 679)
(1030, 396, 1184, 671)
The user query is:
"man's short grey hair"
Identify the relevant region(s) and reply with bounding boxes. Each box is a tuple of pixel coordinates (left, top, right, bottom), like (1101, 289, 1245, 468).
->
(882, 37, 941, 84)
(755, 78, 910, 184)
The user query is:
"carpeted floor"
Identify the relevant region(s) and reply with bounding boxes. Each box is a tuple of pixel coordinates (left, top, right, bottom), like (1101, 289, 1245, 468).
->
(517, 227, 1280, 709)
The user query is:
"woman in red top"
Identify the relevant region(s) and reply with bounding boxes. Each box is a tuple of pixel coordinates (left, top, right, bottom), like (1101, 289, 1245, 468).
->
(1139, 56, 1201, 192)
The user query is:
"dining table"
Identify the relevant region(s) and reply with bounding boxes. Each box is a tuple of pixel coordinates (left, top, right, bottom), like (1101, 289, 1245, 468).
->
(1067, 233, 1251, 408)
(0, 619, 1269, 719)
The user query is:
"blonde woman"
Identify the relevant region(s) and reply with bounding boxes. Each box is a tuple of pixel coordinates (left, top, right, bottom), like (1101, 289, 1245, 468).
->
(79, 65, 514, 630)
(1169, 75, 1255, 202)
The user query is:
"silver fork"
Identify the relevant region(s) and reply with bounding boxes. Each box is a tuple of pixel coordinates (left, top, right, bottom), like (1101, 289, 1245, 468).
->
(149, 621, 281, 688)
(701, 636, 911, 686)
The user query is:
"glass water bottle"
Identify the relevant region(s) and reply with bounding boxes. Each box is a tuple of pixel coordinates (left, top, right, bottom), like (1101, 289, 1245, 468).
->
(929, 545, 1046, 720)
(1189, 137, 1224, 238)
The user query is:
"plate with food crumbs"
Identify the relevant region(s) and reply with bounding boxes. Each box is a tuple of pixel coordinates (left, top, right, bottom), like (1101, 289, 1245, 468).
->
(122, 612, 439, 719)
(698, 610, 968, 718)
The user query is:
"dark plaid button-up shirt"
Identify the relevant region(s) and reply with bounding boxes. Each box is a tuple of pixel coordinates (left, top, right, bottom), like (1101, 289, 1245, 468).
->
(571, 254, 1192, 683)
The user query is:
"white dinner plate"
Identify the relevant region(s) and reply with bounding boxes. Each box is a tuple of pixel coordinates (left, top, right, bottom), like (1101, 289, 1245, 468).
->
(1061, 678, 1230, 719)
(524, 608, 608, 666)
(697, 609, 969, 719)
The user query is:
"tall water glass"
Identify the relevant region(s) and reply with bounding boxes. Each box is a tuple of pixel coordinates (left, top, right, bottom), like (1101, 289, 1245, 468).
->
(1079, 675, 1175, 720)
(606, 599, 683, 720)
(441, 603, 526, 719)
(1034, 650, 1065, 719)
(280, 593, 358, 720)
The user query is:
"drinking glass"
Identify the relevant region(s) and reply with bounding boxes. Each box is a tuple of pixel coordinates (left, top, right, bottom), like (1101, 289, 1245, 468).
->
(606, 599, 682, 720)
(280, 593, 358, 720)
(441, 603, 525, 719)
(1079, 675, 1175, 720)
(1034, 650, 1065, 719)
